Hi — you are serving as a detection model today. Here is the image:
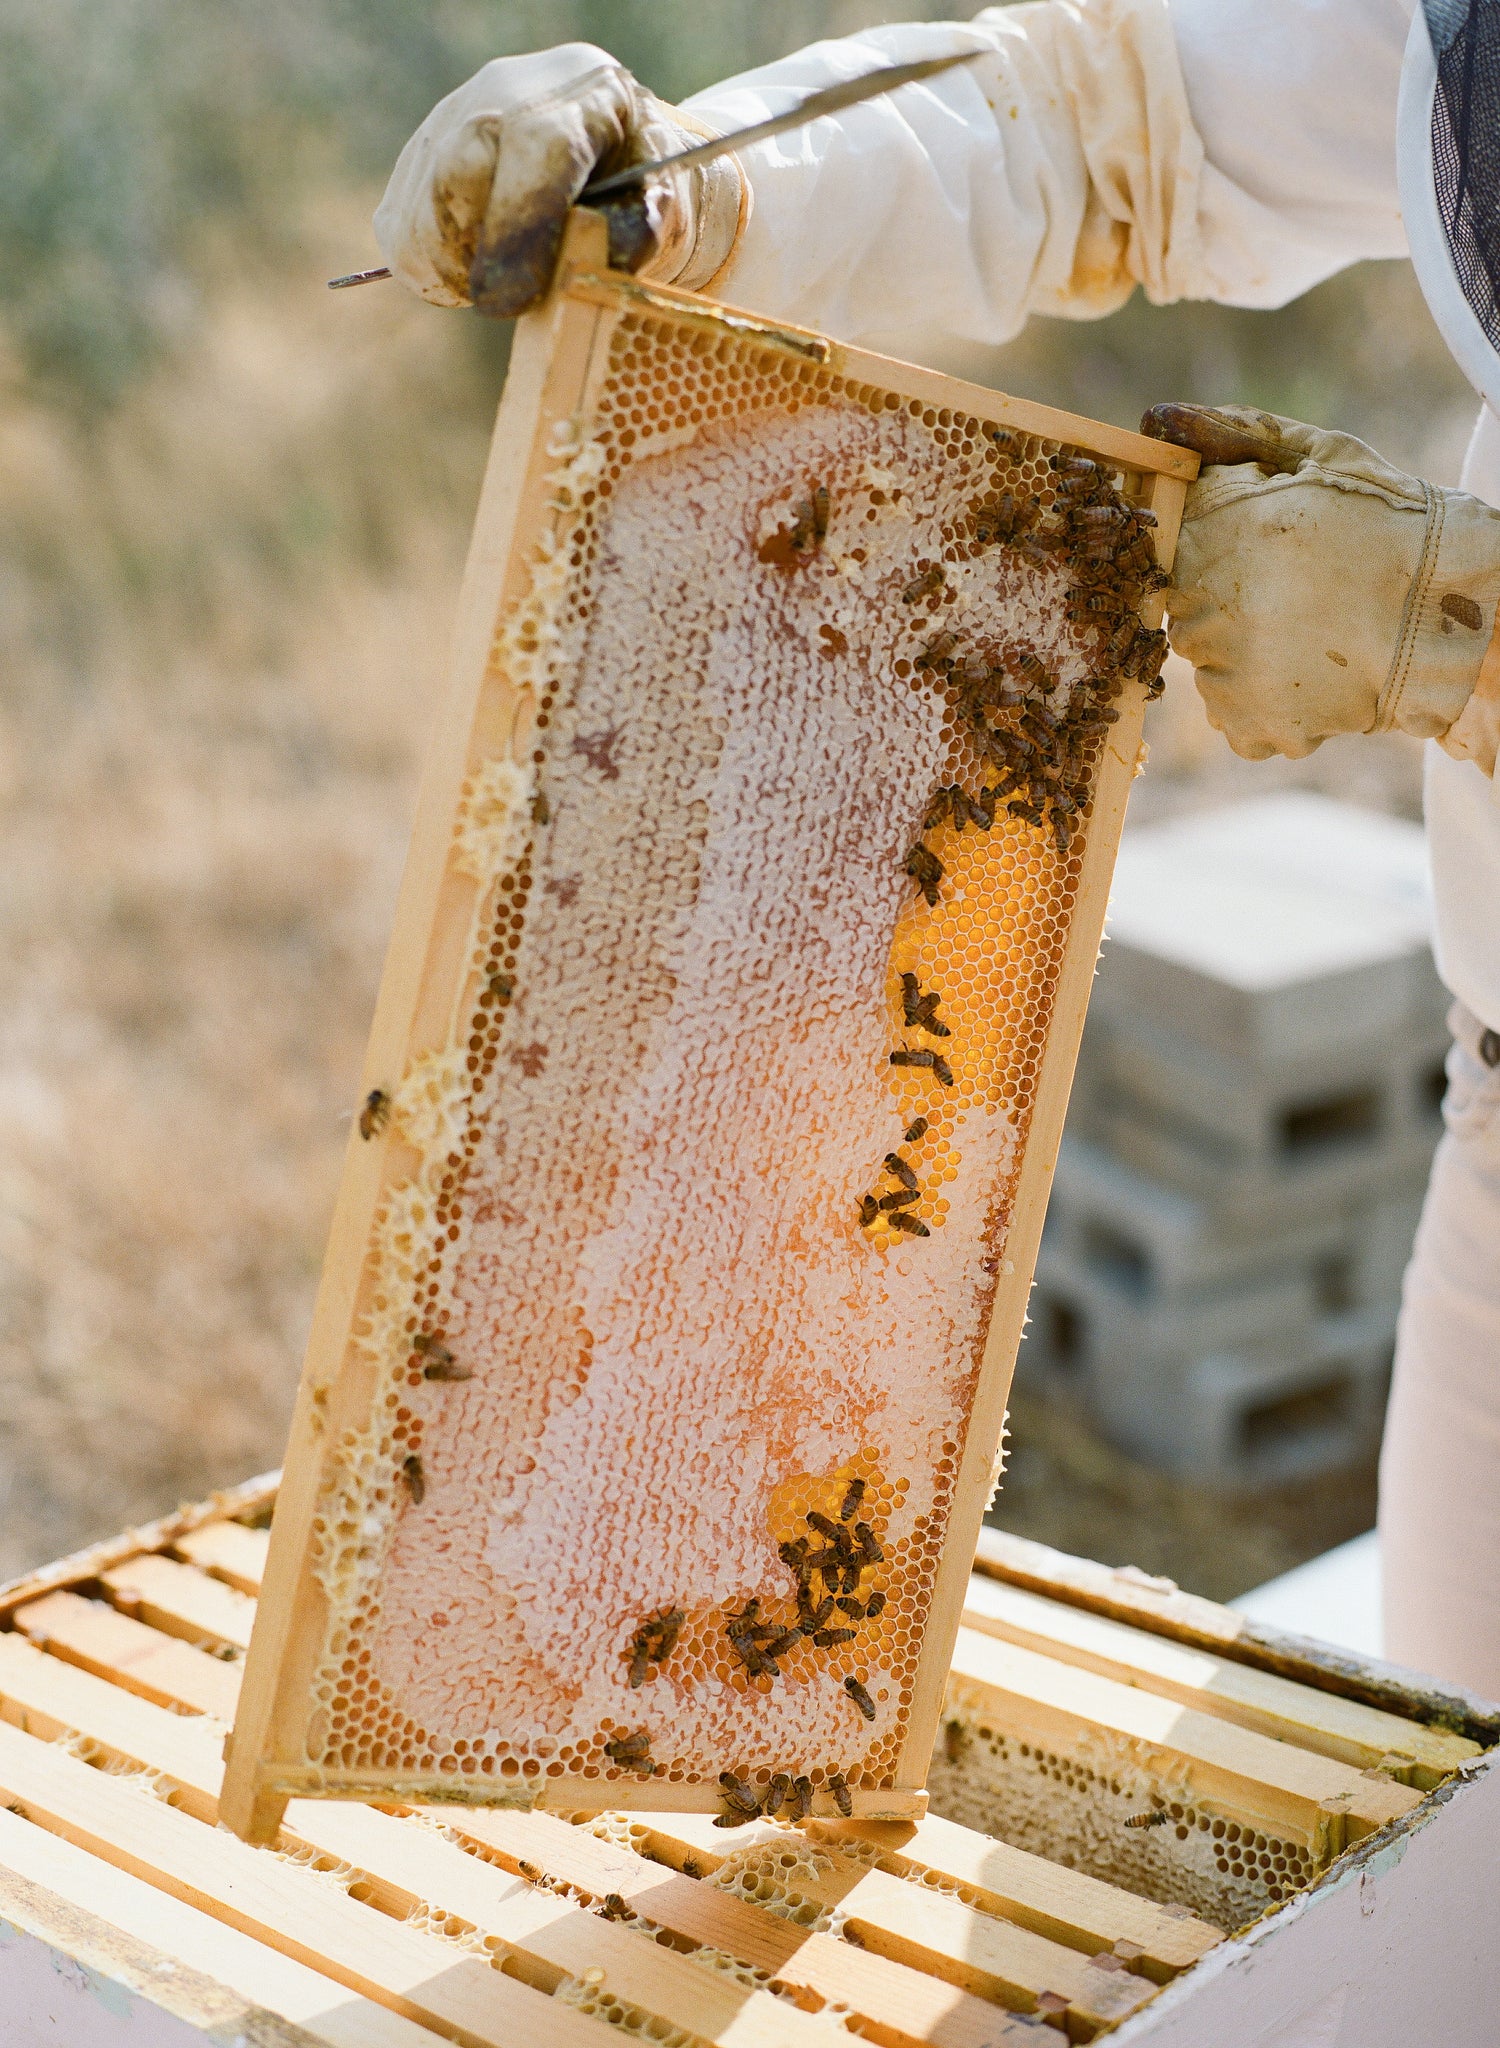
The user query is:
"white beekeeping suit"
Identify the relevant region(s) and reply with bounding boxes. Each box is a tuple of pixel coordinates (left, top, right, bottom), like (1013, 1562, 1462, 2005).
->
(377, 0, 1500, 1692)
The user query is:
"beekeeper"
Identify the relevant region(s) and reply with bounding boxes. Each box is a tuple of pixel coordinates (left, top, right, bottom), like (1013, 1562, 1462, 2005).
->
(375, 1, 1500, 1696)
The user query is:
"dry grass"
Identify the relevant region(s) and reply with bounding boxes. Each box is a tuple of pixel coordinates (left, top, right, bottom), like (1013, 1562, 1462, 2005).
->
(0, 234, 495, 1572)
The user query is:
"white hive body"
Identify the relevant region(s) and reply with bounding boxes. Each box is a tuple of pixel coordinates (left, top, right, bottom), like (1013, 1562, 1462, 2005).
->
(226, 247, 1191, 1833)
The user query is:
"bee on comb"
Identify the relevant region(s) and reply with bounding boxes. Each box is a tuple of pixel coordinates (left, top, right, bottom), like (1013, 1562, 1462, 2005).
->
(900, 975, 950, 1038)
(890, 1046, 954, 1087)
(844, 1677, 877, 1723)
(358, 1090, 391, 1141)
(904, 843, 944, 908)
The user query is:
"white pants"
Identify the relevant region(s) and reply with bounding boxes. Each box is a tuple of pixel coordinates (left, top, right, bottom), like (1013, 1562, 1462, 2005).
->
(1381, 1003, 1500, 1695)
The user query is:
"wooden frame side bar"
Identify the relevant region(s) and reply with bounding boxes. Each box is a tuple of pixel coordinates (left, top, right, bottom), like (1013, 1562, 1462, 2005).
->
(897, 465, 1187, 1787)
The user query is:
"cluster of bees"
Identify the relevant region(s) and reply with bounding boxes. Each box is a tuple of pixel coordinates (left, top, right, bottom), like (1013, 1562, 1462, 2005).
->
(859, 1113, 935, 1239)
(902, 439, 1169, 877)
(808, 438, 1164, 1249)
(718, 1764, 853, 1825)
(605, 1478, 887, 1824)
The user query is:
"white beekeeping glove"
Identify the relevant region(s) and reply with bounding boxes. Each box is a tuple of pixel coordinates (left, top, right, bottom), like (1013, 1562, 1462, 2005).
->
(1156, 406, 1500, 771)
(375, 45, 747, 317)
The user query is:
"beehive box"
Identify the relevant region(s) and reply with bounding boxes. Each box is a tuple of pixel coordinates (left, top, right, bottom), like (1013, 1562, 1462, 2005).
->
(0, 1479, 1492, 2045)
(222, 213, 1197, 1842)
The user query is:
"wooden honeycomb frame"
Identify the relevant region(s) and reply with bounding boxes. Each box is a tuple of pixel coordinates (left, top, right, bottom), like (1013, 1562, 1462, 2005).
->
(223, 213, 1196, 1844)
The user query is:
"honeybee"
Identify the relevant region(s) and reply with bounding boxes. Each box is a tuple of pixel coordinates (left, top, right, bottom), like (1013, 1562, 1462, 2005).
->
(828, 1773, 853, 1818)
(836, 1595, 866, 1618)
(967, 787, 998, 831)
(902, 566, 945, 604)
(1124, 1808, 1170, 1830)
(839, 1479, 866, 1523)
(421, 1357, 473, 1384)
(900, 977, 949, 1038)
(799, 1592, 835, 1632)
(943, 1718, 969, 1766)
(719, 1771, 761, 1817)
(987, 425, 1029, 459)
(844, 1677, 877, 1722)
(763, 1773, 791, 1818)
(915, 632, 957, 674)
(859, 1195, 880, 1228)
(878, 1190, 919, 1213)
(854, 1524, 884, 1564)
(600, 1893, 631, 1919)
(358, 1090, 391, 1141)
(791, 1776, 814, 1821)
(813, 1628, 856, 1648)
(883, 1153, 918, 1192)
(763, 1627, 803, 1661)
(414, 1331, 471, 1382)
(904, 843, 943, 907)
(970, 492, 1017, 546)
(529, 791, 550, 825)
(627, 1607, 684, 1687)
(401, 1454, 425, 1505)
(904, 1118, 929, 1143)
(889, 1047, 954, 1087)
(605, 1730, 653, 1770)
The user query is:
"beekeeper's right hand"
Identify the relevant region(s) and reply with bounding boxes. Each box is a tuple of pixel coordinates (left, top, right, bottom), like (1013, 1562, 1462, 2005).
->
(374, 45, 746, 319)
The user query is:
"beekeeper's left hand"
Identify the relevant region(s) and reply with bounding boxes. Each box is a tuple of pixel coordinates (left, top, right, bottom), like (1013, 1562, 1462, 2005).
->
(1156, 404, 1500, 774)
(374, 45, 745, 318)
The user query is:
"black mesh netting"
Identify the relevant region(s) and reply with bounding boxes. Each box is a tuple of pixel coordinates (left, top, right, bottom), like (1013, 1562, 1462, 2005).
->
(1426, 0, 1500, 355)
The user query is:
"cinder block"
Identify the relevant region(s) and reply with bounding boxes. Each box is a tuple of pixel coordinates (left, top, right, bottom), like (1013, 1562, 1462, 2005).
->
(1022, 1263, 1395, 1484)
(1094, 793, 1443, 1066)
(1037, 794, 1445, 1481)
(1042, 1137, 1425, 1300)
(1076, 1015, 1448, 1166)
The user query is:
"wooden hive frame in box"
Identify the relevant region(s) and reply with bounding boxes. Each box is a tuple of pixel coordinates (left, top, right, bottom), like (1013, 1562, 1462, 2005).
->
(223, 210, 1198, 1844)
(0, 1480, 1492, 2044)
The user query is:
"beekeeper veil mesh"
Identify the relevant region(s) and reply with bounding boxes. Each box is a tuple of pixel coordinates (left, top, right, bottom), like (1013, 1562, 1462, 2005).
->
(1402, 2, 1500, 413)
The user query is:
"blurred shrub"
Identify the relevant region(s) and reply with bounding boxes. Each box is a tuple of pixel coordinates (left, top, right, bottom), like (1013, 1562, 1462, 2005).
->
(0, 0, 959, 411)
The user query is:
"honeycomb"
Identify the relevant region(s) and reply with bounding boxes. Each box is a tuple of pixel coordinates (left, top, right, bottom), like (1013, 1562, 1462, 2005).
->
(929, 1711, 1320, 1932)
(301, 302, 1165, 1812)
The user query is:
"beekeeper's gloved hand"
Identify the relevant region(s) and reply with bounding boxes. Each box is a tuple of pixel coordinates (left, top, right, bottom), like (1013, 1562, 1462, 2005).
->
(374, 45, 746, 318)
(1155, 405, 1500, 775)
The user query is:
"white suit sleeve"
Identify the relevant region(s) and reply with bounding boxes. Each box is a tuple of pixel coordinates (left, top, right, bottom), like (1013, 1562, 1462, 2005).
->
(684, 0, 1414, 358)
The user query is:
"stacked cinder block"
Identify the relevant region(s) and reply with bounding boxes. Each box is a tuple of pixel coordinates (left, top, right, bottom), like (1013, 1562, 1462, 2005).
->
(1024, 793, 1449, 1484)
